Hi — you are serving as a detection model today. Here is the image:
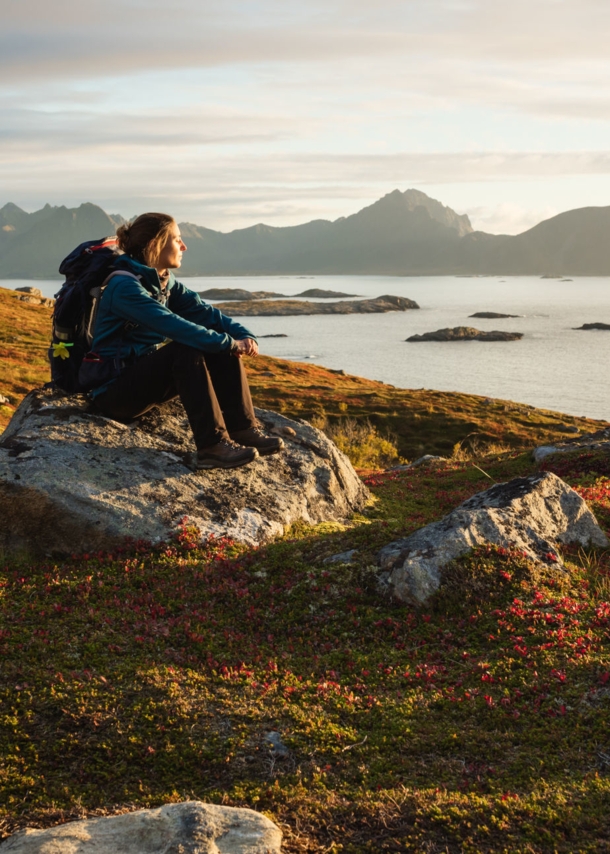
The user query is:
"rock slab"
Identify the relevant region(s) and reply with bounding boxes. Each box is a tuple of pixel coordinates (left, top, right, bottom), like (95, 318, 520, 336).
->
(0, 388, 369, 556)
(377, 472, 607, 605)
(0, 801, 282, 853)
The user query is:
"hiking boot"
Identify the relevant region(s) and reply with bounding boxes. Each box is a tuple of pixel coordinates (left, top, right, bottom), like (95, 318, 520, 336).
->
(195, 438, 259, 470)
(229, 425, 284, 456)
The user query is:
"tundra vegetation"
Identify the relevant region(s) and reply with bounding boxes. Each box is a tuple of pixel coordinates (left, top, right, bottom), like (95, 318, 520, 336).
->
(1, 286, 610, 851)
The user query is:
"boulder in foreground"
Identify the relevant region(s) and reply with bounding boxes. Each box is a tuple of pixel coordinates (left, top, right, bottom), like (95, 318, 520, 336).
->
(377, 472, 607, 605)
(0, 801, 282, 853)
(406, 326, 522, 342)
(0, 388, 369, 557)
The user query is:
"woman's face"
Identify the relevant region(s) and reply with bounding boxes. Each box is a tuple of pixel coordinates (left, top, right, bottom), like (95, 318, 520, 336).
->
(156, 222, 187, 270)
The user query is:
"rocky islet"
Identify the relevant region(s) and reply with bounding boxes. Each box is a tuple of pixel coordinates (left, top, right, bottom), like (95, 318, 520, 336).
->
(406, 326, 523, 342)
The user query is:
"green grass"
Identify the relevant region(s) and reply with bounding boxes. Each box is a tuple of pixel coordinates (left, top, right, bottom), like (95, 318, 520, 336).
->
(1, 448, 610, 851)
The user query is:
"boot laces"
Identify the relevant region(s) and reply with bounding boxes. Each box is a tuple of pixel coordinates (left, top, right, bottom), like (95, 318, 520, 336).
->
(219, 437, 242, 449)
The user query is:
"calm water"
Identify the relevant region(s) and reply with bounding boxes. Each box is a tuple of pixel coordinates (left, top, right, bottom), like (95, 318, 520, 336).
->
(7, 275, 610, 421)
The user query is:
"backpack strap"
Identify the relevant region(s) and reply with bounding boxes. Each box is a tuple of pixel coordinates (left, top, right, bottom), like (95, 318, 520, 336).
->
(85, 270, 140, 347)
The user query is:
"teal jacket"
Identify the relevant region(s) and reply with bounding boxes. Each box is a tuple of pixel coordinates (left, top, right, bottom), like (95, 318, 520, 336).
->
(88, 256, 255, 397)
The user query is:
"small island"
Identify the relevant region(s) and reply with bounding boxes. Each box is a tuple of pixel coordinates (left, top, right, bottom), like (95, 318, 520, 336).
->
(469, 312, 521, 319)
(294, 288, 357, 298)
(216, 294, 419, 316)
(198, 287, 358, 301)
(407, 326, 523, 342)
(574, 323, 610, 331)
(198, 288, 286, 300)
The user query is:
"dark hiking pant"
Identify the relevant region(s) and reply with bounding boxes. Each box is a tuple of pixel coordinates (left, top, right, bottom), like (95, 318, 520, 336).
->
(93, 342, 257, 450)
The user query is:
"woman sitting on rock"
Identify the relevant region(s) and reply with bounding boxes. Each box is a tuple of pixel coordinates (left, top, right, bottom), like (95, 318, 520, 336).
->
(85, 211, 283, 469)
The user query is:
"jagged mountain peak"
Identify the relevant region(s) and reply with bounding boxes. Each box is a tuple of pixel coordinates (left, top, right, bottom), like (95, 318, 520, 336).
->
(349, 188, 473, 237)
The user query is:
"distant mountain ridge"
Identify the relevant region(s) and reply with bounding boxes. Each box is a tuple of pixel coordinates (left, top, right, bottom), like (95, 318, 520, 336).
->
(1, 190, 610, 278)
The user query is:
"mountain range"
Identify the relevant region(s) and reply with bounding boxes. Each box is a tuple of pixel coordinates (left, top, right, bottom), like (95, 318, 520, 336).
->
(2, 189, 610, 278)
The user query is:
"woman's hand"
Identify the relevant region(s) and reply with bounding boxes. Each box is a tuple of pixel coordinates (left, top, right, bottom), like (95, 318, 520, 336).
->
(233, 338, 259, 357)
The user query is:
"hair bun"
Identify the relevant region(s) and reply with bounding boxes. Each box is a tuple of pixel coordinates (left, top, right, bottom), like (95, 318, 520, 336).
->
(115, 222, 132, 252)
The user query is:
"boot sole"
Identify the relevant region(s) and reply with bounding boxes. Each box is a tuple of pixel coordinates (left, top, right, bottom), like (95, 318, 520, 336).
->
(195, 452, 258, 470)
(255, 445, 283, 456)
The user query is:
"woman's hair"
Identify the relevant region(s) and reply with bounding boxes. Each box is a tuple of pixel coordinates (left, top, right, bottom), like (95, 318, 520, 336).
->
(116, 212, 175, 267)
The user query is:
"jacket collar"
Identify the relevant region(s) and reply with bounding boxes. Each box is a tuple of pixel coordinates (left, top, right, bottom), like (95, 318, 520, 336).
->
(113, 254, 176, 296)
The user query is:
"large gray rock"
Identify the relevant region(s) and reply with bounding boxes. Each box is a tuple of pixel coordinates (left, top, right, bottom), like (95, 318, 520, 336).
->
(377, 472, 608, 605)
(0, 388, 369, 556)
(0, 801, 282, 853)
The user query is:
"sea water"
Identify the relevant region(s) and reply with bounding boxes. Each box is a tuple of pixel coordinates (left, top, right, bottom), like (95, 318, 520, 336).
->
(5, 275, 610, 421)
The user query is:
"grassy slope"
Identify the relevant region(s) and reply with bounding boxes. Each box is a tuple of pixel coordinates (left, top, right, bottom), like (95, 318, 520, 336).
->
(0, 287, 53, 426)
(1, 289, 610, 851)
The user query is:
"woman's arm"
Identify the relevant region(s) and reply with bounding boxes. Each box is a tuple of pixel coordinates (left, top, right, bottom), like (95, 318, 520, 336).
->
(168, 281, 258, 342)
(106, 275, 236, 353)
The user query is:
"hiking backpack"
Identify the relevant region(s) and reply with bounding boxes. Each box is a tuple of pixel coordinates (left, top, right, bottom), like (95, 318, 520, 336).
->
(49, 237, 137, 393)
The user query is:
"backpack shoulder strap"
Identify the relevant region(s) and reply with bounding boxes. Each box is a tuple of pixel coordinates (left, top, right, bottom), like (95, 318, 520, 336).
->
(86, 271, 141, 346)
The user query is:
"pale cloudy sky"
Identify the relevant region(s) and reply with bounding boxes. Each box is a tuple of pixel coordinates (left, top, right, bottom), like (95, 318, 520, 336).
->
(2, 0, 610, 233)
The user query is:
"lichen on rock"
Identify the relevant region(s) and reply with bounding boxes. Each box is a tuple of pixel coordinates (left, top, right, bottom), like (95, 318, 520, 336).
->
(377, 472, 608, 605)
(0, 388, 369, 557)
(0, 801, 282, 853)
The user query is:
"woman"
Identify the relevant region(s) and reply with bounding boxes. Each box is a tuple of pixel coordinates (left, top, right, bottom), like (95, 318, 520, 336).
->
(84, 211, 283, 469)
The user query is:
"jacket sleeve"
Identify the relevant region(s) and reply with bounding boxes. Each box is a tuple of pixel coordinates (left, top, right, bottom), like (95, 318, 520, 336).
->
(105, 276, 238, 353)
(168, 281, 257, 342)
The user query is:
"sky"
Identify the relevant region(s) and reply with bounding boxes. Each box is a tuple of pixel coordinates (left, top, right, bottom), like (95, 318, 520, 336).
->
(2, 0, 610, 234)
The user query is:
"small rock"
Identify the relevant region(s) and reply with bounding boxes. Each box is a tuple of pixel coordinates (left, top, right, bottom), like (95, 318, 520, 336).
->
(555, 424, 580, 434)
(0, 395, 10, 406)
(15, 286, 42, 297)
(264, 731, 290, 757)
(323, 548, 358, 564)
(389, 455, 446, 471)
(0, 801, 282, 853)
(377, 472, 608, 605)
(533, 426, 610, 462)
(532, 445, 560, 462)
(270, 425, 297, 438)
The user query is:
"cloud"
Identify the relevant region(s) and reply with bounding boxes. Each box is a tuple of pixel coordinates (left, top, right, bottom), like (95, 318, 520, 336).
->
(4, 0, 610, 83)
(1, 0, 610, 233)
